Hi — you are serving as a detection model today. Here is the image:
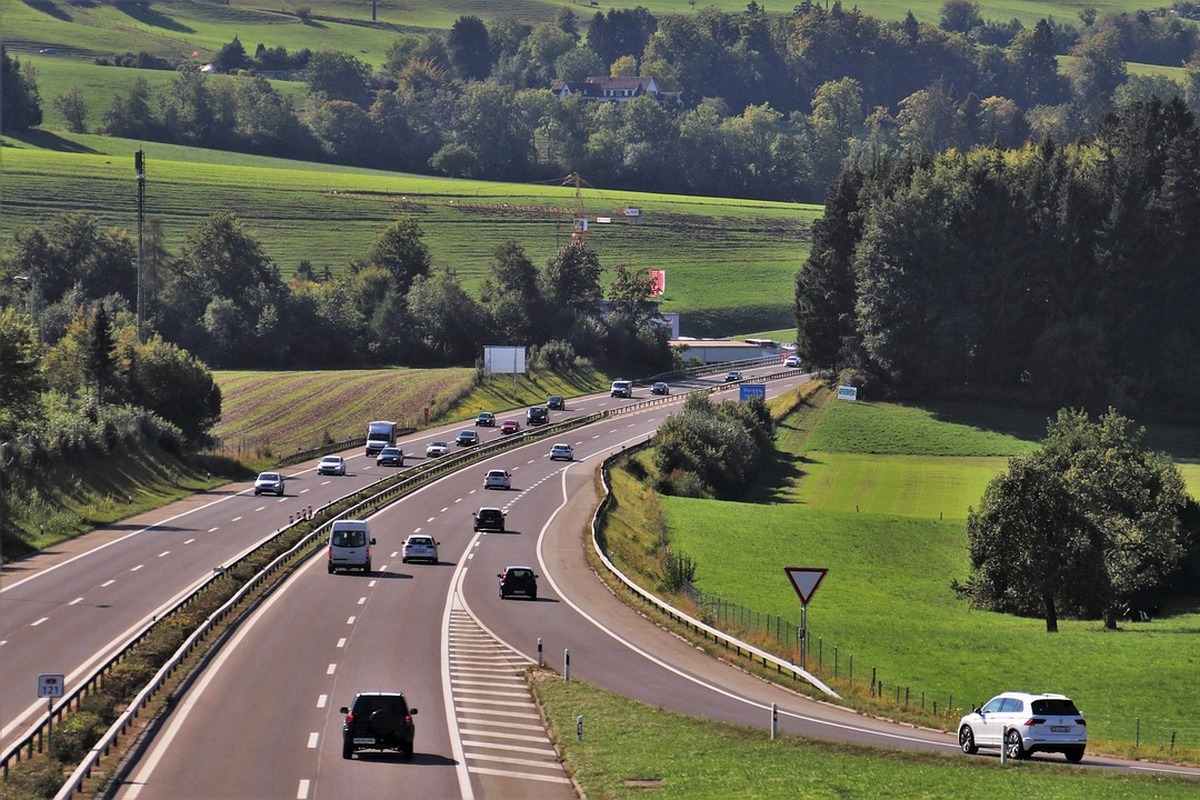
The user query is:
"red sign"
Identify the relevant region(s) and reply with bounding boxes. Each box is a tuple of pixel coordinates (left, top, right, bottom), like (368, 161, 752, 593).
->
(649, 269, 665, 297)
(784, 567, 827, 605)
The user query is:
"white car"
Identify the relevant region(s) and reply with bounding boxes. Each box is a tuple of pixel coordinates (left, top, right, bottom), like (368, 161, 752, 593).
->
(483, 469, 511, 490)
(317, 456, 346, 476)
(549, 443, 574, 461)
(958, 692, 1087, 762)
(401, 534, 439, 564)
(253, 471, 284, 496)
(425, 441, 449, 457)
(784, 355, 801, 368)
(724, 370, 742, 382)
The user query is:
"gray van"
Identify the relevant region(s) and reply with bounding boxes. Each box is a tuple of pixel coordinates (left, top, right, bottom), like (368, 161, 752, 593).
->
(328, 520, 374, 574)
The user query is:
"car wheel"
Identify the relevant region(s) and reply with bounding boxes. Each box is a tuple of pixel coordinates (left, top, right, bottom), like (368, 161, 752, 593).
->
(342, 739, 353, 759)
(402, 741, 414, 760)
(402, 557, 408, 564)
(363, 561, 372, 574)
(958, 726, 977, 755)
(327, 563, 335, 574)
(1004, 729, 1027, 760)
(530, 590, 537, 600)
(1064, 746, 1085, 763)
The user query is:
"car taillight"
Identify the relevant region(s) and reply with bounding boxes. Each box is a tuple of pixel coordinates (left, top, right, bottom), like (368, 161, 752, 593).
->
(404, 714, 412, 724)
(345, 712, 354, 723)
(1077, 719, 1087, 726)
(1025, 718, 1046, 726)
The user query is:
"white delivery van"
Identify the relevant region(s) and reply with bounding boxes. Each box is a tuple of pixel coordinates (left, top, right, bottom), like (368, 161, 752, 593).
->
(328, 519, 374, 574)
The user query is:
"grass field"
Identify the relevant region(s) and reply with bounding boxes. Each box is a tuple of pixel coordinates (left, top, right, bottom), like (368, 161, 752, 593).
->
(627, 392, 1200, 756)
(0, 139, 812, 336)
(533, 676, 1200, 800)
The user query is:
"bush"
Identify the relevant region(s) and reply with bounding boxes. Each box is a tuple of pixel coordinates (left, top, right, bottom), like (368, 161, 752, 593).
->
(100, 660, 156, 704)
(2, 755, 67, 799)
(50, 711, 104, 763)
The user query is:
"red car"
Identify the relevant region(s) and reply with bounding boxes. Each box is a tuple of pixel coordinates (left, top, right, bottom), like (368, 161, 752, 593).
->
(500, 419, 521, 435)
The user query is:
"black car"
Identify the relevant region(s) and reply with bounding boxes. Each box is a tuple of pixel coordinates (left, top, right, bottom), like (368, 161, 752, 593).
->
(526, 406, 548, 425)
(546, 395, 565, 410)
(498, 566, 538, 600)
(473, 507, 506, 532)
(375, 446, 404, 467)
(475, 411, 496, 427)
(340, 692, 418, 759)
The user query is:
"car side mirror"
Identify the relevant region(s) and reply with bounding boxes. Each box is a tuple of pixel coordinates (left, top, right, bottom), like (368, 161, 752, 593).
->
(973, 706, 982, 714)
(496, 573, 503, 578)
(370, 538, 377, 545)
(339, 706, 349, 714)
(409, 708, 418, 715)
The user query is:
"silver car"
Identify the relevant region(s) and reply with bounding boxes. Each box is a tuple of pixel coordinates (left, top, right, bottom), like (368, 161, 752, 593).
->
(253, 471, 284, 496)
(401, 534, 439, 564)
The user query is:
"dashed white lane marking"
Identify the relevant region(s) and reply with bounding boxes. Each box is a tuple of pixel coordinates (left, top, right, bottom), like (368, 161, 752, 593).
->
(101, 580, 115, 587)
(296, 779, 310, 799)
(208, 527, 219, 533)
(69, 597, 83, 606)
(255, 506, 266, 512)
(157, 551, 170, 558)
(326, 664, 336, 675)
(184, 538, 196, 544)
(131, 565, 144, 572)
(306, 732, 318, 748)
(231, 516, 243, 522)
(31, 617, 49, 627)
(317, 694, 328, 708)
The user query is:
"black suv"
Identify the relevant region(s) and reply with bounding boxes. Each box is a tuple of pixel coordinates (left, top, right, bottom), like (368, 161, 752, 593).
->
(546, 395, 565, 410)
(340, 692, 418, 759)
(473, 507, 506, 532)
(526, 405, 548, 425)
(498, 566, 538, 600)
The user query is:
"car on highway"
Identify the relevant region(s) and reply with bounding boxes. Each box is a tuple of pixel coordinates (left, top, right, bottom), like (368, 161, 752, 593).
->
(500, 419, 521, 435)
(340, 691, 418, 760)
(327, 520, 374, 574)
(475, 411, 496, 427)
(958, 691, 1087, 763)
(317, 456, 346, 476)
(425, 441, 449, 457)
(473, 507, 506, 532)
(455, 430, 480, 446)
(401, 534, 439, 564)
(651, 382, 669, 395)
(784, 355, 801, 368)
(724, 370, 743, 382)
(610, 379, 633, 398)
(547, 395, 565, 410)
(498, 566, 539, 600)
(375, 446, 404, 467)
(253, 471, 284, 496)
(526, 405, 548, 425)
(484, 469, 511, 490)
(549, 443, 574, 461)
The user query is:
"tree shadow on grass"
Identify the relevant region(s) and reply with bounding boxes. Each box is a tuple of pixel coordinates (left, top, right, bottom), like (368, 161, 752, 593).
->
(116, 2, 194, 33)
(4, 130, 101, 155)
(742, 451, 809, 505)
(22, 0, 71, 22)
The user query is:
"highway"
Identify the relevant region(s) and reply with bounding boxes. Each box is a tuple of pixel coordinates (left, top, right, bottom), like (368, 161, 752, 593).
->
(4, 368, 1197, 798)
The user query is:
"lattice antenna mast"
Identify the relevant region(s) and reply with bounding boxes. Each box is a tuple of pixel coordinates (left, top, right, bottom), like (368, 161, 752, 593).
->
(563, 172, 589, 244)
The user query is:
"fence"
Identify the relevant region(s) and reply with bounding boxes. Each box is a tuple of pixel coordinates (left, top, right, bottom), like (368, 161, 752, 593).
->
(680, 584, 1199, 751)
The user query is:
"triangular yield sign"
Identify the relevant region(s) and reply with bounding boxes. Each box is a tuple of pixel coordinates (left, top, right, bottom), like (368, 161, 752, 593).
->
(784, 567, 828, 605)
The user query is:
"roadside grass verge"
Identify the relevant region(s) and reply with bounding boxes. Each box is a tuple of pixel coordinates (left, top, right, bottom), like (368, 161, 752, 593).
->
(532, 674, 1200, 800)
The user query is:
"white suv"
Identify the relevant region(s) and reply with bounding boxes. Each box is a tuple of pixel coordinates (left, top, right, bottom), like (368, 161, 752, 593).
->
(483, 469, 511, 490)
(958, 692, 1087, 762)
(610, 380, 632, 398)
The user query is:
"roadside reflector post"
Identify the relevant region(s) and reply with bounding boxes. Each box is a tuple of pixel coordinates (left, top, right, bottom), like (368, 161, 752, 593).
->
(1000, 727, 1008, 765)
(564, 648, 570, 682)
(771, 703, 778, 740)
(576, 715, 584, 742)
(537, 637, 543, 668)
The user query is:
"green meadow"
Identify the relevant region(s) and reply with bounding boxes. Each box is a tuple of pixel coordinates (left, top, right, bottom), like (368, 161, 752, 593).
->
(0, 140, 813, 335)
(659, 396, 1200, 754)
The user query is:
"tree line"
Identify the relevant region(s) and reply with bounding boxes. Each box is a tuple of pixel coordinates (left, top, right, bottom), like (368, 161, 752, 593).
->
(9, 4, 1200, 203)
(795, 96, 1200, 425)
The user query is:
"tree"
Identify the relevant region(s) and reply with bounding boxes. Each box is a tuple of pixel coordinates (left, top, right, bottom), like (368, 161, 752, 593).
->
(447, 15, 492, 81)
(85, 305, 116, 402)
(939, 0, 982, 33)
(0, 309, 44, 440)
(362, 216, 431, 295)
(405, 268, 485, 363)
(54, 86, 88, 133)
(305, 49, 372, 106)
(961, 409, 1192, 631)
(126, 335, 222, 443)
(479, 241, 542, 345)
(213, 36, 249, 73)
(1, 47, 42, 131)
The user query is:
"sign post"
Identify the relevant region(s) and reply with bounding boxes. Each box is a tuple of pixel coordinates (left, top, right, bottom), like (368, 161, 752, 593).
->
(38, 674, 64, 747)
(784, 568, 828, 671)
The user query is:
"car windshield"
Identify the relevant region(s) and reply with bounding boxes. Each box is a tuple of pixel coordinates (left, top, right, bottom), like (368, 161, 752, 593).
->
(408, 537, 432, 546)
(333, 530, 366, 547)
(352, 695, 407, 716)
(506, 569, 532, 579)
(259, 473, 280, 481)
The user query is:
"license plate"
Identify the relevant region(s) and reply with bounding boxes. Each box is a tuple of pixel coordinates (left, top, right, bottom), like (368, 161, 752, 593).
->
(353, 737, 376, 744)
(1050, 726, 1070, 733)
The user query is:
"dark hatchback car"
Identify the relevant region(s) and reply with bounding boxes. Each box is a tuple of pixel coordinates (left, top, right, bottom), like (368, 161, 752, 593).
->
(546, 395, 565, 410)
(473, 507, 506, 532)
(340, 692, 418, 759)
(375, 446, 404, 467)
(498, 566, 538, 600)
(526, 406, 548, 425)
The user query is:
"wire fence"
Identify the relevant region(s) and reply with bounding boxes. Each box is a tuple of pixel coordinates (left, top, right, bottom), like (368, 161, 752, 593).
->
(681, 582, 1199, 753)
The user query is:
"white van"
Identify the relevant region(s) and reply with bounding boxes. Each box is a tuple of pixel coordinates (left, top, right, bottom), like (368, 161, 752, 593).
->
(610, 380, 632, 398)
(328, 520, 374, 574)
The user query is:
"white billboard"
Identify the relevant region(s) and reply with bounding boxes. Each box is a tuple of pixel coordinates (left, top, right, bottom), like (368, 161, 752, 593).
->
(484, 346, 527, 375)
